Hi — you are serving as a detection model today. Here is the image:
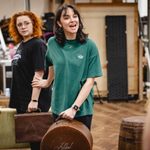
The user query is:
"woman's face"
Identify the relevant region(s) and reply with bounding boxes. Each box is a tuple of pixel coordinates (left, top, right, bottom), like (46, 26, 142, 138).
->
(16, 15, 33, 41)
(58, 7, 79, 40)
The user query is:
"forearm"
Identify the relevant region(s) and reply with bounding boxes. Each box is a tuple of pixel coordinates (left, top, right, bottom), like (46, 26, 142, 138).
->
(32, 66, 54, 88)
(72, 78, 95, 108)
(59, 78, 95, 119)
(28, 70, 44, 112)
(31, 87, 41, 101)
(46, 66, 54, 87)
(31, 70, 44, 101)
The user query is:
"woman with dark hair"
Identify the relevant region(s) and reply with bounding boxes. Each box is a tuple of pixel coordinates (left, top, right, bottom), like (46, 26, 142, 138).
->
(9, 11, 51, 150)
(32, 4, 102, 130)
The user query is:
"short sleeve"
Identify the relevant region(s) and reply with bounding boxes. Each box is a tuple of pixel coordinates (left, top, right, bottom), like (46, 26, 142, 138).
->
(45, 48, 53, 68)
(45, 39, 53, 68)
(32, 39, 47, 71)
(87, 40, 102, 78)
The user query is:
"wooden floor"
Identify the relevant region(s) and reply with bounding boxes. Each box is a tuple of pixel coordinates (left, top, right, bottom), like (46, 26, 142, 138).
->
(92, 100, 146, 150)
(1, 99, 146, 150)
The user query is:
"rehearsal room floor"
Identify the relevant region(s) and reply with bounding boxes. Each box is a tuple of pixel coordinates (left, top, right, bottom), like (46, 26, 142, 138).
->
(1, 99, 146, 150)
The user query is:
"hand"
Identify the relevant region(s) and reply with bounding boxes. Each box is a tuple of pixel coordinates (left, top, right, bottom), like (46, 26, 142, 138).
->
(32, 76, 48, 88)
(59, 107, 77, 120)
(27, 100, 38, 112)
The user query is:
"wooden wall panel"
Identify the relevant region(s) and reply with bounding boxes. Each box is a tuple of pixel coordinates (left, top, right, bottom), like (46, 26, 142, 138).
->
(77, 4, 138, 96)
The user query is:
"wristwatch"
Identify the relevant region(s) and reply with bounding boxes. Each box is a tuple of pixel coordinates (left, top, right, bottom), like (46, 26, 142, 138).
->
(72, 105, 79, 111)
(32, 100, 38, 102)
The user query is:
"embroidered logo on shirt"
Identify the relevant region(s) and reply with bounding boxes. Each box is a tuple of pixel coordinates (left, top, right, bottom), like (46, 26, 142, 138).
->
(77, 54, 84, 59)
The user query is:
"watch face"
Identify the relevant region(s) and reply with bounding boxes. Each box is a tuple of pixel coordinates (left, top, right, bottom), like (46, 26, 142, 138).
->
(73, 105, 79, 111)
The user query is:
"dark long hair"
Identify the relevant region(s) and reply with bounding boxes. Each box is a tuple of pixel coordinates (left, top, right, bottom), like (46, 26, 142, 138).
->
(54, 4, 88, 46)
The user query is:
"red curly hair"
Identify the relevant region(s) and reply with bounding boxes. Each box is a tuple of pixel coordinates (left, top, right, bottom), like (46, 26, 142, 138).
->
(9, 11, 43, 44)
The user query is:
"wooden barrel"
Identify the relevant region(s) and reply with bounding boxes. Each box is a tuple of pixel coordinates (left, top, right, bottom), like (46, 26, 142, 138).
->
(41, 119, 93, 150)
(118, 115, 145, 150)
(0, 108, 29, 149)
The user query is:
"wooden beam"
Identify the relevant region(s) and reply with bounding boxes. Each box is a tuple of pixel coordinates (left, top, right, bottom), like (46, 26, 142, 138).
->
(112, 0, 123, 3)
(139, 39, 144, 100)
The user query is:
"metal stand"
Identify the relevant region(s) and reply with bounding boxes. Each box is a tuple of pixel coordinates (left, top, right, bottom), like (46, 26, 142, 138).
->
(94, 81, 103, 104)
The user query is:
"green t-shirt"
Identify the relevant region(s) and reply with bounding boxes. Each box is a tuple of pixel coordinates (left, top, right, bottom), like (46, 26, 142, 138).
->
(46, 37, 102, 117)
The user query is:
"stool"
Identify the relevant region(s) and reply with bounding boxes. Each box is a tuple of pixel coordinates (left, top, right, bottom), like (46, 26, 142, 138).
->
(118, 116, 145, 150)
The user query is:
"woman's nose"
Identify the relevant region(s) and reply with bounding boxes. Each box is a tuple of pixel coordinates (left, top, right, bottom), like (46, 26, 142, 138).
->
(70, 17, 75, 22)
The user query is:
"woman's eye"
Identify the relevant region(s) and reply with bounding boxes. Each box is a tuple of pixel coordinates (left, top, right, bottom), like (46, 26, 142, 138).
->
(74, 15, 78, 18)
(63, 16, 69, 19)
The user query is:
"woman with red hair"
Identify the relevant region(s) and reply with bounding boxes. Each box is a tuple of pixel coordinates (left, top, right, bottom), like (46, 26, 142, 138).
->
(9, 11, 51, 150)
